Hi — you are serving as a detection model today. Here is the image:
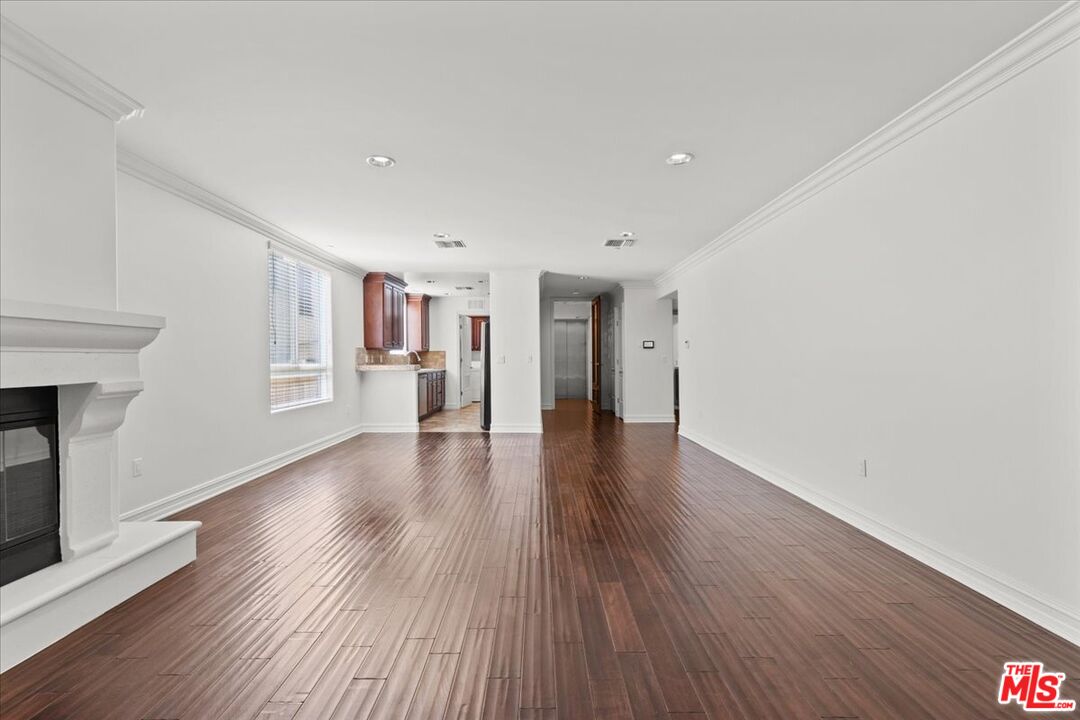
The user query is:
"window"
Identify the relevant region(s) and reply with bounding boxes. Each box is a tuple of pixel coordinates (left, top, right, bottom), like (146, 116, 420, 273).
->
(268, 248, 332, 412)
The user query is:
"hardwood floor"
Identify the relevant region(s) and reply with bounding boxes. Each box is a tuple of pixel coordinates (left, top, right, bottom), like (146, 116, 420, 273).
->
(1, 399, 1076, 719)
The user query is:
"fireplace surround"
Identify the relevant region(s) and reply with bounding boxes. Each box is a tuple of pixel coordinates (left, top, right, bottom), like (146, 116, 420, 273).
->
(0, 300, 200, 671)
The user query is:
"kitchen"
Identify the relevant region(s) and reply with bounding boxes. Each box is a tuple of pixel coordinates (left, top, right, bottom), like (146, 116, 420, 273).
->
(355, 272, 490, 432)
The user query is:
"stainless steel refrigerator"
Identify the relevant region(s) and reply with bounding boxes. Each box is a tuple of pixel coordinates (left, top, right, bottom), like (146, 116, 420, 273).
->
(480, 320, 491, 431)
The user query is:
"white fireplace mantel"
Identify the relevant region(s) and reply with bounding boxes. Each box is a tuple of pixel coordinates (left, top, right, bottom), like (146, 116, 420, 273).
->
(0, 299, 165, 389)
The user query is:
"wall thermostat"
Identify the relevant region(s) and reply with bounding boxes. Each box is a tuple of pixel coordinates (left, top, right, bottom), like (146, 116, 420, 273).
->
(642, 340, 655, 349)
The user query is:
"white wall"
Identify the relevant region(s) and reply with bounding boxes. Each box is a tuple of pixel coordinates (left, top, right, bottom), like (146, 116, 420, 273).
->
(620, 285, 675, 422)
(357, 371, 419, 432)
(116, 175, 365, 517)
(674, 42, 1080, 641)
(0, 60, 118, 311)
(428, 295, 488, 409)
(490, 270, 542, 432)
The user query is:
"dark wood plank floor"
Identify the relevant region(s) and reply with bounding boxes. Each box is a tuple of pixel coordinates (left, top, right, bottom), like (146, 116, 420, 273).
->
(2, 399, 1076, 719)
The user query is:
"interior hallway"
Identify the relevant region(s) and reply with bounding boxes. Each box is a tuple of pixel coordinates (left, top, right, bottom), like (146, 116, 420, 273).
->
(1, 400, 1075, 719)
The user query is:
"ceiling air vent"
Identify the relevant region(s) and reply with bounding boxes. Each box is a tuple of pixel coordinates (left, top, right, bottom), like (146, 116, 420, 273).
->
(604, 238, 634, 248)
(454, 286, 474, 291)
(434, 239, 467, 249)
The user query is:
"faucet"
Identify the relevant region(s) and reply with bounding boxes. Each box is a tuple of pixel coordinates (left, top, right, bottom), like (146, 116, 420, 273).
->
(406, 351, 422, 366)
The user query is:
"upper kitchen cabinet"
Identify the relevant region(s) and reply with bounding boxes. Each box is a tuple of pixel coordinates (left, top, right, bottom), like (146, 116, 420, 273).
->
(363, 272, 407, 350)
(406, 293, 431, 352)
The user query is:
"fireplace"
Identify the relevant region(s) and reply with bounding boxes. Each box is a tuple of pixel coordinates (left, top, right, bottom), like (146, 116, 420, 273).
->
(0, 387, 61, 585)
(0, 300, 199, 672)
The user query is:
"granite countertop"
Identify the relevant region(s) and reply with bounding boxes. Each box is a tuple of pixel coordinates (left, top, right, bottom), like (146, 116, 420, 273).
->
(355, 365, 447, 373)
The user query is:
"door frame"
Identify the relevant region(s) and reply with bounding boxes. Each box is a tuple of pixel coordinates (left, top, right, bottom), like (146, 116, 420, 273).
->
(590, 296, 602, 408)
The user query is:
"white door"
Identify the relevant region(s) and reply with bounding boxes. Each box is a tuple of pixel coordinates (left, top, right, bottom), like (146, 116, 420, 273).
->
(459, 316, 471, 406)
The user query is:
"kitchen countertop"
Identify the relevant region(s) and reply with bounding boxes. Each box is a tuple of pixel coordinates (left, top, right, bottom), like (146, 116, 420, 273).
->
(355, 365, 447, 373)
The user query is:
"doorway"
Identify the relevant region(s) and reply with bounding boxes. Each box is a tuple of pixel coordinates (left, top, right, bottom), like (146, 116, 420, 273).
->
(554, 319, 587, 399)
(590, 296, 601, 407)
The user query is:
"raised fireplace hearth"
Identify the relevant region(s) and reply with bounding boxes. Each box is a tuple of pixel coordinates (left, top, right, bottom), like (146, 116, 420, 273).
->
(0, 386, 61, 585)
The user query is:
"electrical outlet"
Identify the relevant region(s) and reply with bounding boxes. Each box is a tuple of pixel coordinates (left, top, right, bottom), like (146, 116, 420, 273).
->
(859, 459, 869, 478)
(132, 458, 143, 478)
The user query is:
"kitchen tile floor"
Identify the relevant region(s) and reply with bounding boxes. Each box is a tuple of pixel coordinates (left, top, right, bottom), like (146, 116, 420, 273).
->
(420, 402, 483, 432)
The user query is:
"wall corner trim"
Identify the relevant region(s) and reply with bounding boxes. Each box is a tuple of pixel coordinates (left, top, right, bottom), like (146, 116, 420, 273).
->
(677, 426, 1080, 646)
(117, 149, 367, 278)
(0, 15, 144, 122)
(653, 1, 1080, 295)
(618, 280, 658, 291)
(120, 425, 364, 521)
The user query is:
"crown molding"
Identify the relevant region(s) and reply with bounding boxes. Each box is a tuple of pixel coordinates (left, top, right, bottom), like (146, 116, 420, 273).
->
(618, 280, 658, 291)
(117, 149, 366, 278)
(654, 1, 1080, 295)
(0, 15, 143, 122)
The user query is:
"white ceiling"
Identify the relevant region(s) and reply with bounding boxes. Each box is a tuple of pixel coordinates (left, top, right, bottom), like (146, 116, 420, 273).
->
(2, 1, 1062, 281)
(541, 272, 617, 301)
(403, 271, 488, 298)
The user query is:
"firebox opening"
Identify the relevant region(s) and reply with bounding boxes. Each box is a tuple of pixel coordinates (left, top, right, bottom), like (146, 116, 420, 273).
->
(0, 386, 61, 586)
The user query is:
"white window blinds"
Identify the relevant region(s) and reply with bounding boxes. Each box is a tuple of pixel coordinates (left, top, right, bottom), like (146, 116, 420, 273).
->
(268, 248, 333, 412)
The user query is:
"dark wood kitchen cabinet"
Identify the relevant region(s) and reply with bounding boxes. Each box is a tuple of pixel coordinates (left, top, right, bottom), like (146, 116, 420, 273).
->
(364, 273, 407, 350)
(406, 293, 431, 352)
(418, 370, 446, 420)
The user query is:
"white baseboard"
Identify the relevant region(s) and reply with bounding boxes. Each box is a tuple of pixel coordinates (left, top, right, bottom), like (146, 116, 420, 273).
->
(490, 423, 543, 434)
(444, 402, 462, 410)
(361, 423, 420, 433)
(0, 521, 199, 671)
(677, 427, 1080, 646)
(542, 402, 555, 411)
(121, 425, 364, 521)
(622, 414, 676, 423)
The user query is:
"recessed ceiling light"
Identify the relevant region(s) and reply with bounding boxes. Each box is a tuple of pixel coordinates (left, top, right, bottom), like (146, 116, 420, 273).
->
(619, 231, 634, 238)
(578, 275, 589, 280)
(433, 232, 450, 239)
(366, 155, 396, 168)
(426, 280, 437, 284)
(666, 152, 695, 165)
(572, 291, 581, 295)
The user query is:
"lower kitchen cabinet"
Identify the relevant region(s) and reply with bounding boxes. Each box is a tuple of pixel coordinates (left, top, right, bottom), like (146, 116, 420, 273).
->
(418, 370, 446, 420)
